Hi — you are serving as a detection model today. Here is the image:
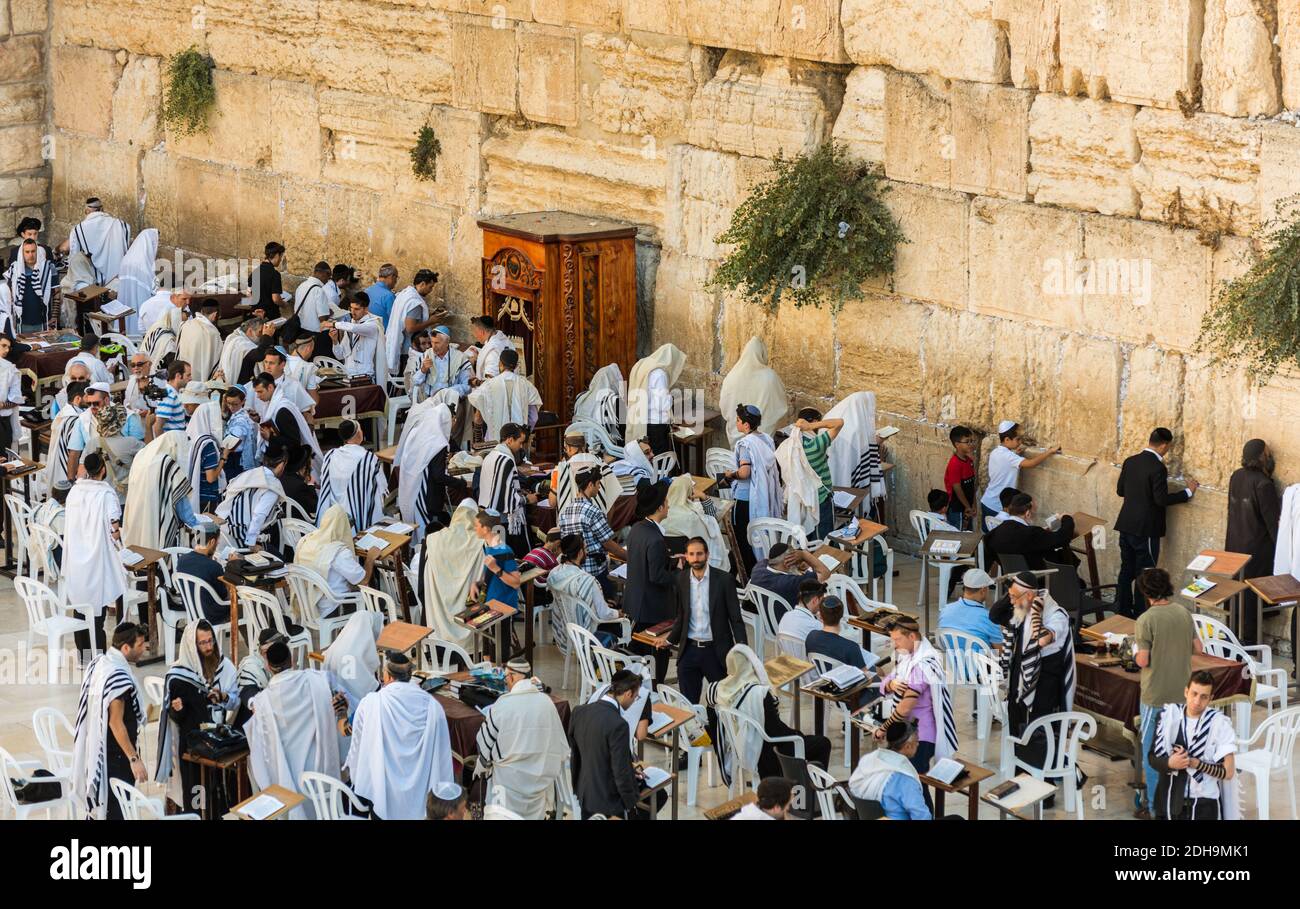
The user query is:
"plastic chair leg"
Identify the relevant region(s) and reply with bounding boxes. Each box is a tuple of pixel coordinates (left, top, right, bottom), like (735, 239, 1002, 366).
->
(686, 748, 701, 807)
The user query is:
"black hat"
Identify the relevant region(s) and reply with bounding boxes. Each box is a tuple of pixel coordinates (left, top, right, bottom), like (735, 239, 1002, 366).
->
(636, 479, 667, 514)
(1010, 571, 1040, 590)
(885, 718, 918, 748)
(258, 628, 287, 646)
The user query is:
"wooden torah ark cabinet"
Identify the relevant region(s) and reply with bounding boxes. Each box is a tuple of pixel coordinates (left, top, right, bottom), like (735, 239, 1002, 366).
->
(477, 211, 638, 428)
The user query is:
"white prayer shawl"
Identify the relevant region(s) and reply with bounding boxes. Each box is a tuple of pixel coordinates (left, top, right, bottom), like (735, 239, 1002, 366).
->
(265, 384, 322, 472)
(69, 351, 112, 386)
(61, 251, 96, 327)
(123, 431, 191, 551)
(3, 250, 55, 326)
(547, 563, 610, 633)
(1274, 484, 1300, 579)
(62, 477, 128, 612)
(661, 474, 730, 571)
(1153, 703, 1240, 819)
(775, 432, 821, 535)
(625, 343, 685, 442)
(734, 431, 782, 557)
(178, 313, 223, 381)
(0, 283, 14, 337)
(473, 329, 511, 382)
(826, 391, 886, 500)
(0, 358, 20, 442)
(421, 501, 485, 647)
(317, 443, 386, 531)
(45, 404, 83, 490)
(883, 636, 957, 760)
(477, 678, 571, 819)
(478, 444, 527, 536)
(215, 467, 284, 550)
(72, 649, 143, 819)
(554, 454, 622, 516)
(115, 228, 158, 336)
(573, 364, 624, 437)
(70, 211, 131, 286)
(142, 304, 183, 369)
(395, 402, 451, 530)
(611, 438, 654, 483)
(385, 286, 428, 372)
(704, 645, 769, 787)
(322, 611, 380, 715)
(219, 330, 258, 385)
(345, 680, 454, 820)
(247, 669, 340, 820)
(186, 401, 224, 513)
(407, 346, 469, 403)
(720, 337, 788, 446)
(849, 748, 920, 803)
(468, 371, 542, 442)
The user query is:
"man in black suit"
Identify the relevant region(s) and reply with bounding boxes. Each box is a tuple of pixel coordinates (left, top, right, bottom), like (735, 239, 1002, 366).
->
(983, 493, 1076, 573)
(659, 536, 747, 704)
(1115, 427, 1197, 617)
(622, 481, 678, 682)
(568, 669, 645, 819)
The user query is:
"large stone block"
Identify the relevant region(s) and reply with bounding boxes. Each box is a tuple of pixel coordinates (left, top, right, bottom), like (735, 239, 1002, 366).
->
(652, 251, 721, 389)
(1055, 334, 1121, 460)
(987, 318, 1066, 445)
(664, 145, 770, 261)
(921, 308, 995, 427)
(843, 0, 1009, 83)
(883, 181, 968, 308)
(993, 0, 1062, 90)
(0, 36, 42, 83)
(481, 128, 668, 234)
(623, 0, 687, 37)
(174, 158, 238, 256)
(234, 169, 283, 263)
(52, 45, 121, 139)
(1258, 123, 1300, 227)
(320, 88, 431, 193)
(831, 66, 885, 165)
(111, 56, 162, 149)
(52, 0, 194, 58)
(141, 149, 178, 243)
(518, 23, 577, 127)
(1058, 0, 1204, 110)
(679, 0, 848, 63)
(580, 33, 706, 141)
(0, 83, 44, 125)
(1027, 94, 1139, 216)
(0, 172, 49, 207)
(451, 14, 518, 115)
(168, 69, 273, 170)
(949, 81, 1030, 199)
(270, 80, 320, 181)
(201, 0, 317, 84)
(836, 294, 926, 413)
(9, 0, 48, 33)
(1200, 0, 1280, 118)
(1119, 346, 1185, 460)
(1181, 356, 1251, 488)
(686, 52, 840, 160)
(52, 136, 140, 230)
(1132, 109, 1261, 238)
(0, 2, 10, 35)
(531, 0, 620, 31)
(883, 70, 950, 188)
(1283, 1, 1300, 109)
(320, 185, 380, 268)
(721, 292, 836, 401)
(969, 197, 1083, 328)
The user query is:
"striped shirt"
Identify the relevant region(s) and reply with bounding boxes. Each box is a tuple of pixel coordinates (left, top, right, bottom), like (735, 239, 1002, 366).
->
(154, 385, 187, 432)
(803, 430, 833, 503)
(558, 496, 614, 576)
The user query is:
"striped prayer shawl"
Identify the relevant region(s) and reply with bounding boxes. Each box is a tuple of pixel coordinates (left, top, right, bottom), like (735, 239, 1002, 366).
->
(319, 446, 381, 532)
(554, 458, 618, 515)
(883, 639, 958, 759)
(153, 665, 208, 783)
(480, 448, 526, 535)
(141, 321, 177, 365)
(1002, 602, 1076, 714)
(226, 488, 279, 549)
(5, 259, 54, 321)
(188, 435, 219, 510)
(850, 442, 885, 494)
(707, 681, 765, 788)
(155, 456, 189, 549)
(48, 407, 81, 488)
(73, 654, 143, 819)
(73, 219, 130, 284)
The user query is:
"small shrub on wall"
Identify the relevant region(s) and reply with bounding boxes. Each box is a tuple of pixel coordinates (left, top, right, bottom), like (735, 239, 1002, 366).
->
(162, 46, 216, 136)
(410, 126, 442, 182)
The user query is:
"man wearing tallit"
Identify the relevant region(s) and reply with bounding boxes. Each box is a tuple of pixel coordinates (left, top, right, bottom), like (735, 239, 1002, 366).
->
(71, 623, 149, 819)
(0, 336, 23, 453)
(345, 650, 454, 820)
(122, 430, 203, 552)
(3, 237, 55, 333)
(63, 453, 130, 659)
(46, 380, 88, 491)
(384, 269, 440, 374)
(724, 404, 782, 569)
(246, 641, 341, 819)
(719, 338, 788, 446)
(215, 453, 287, 550)
(408, 326, 470, 404)
(475, 657, 570, 819)
(68, 197, 131, 285)
(321, 611, 380, 721)
(328, 293, 388, 383)
(141, 301, 184, 370)
(258, 374, 322, 472)
(61, 251, 96, 326)
(468, 346, 542, 442)
(550, 432, 623, 515)
(774, 428, 823, 537)
(419, 498, 485, 651)
(317, 418, 387, 531)
(186, 400, 225, 513)
(82, 403, 145, 494)
(874, 615, 957, 775)
(660, 474, 730, 571)
(1148, 671, 1240, 820)
(467, 314, 511, 385)
(990, 572, 1076, 774)
(825, 391, 888, 506)
(178, 298, 223, 381)
(395, 397, 465, 538)
(218, 317, 261, 385)
(626, 342, 685, 456)
(572, 363, 624, 443)
(113, 227, 158, 336)
(295, 505, 381, 628)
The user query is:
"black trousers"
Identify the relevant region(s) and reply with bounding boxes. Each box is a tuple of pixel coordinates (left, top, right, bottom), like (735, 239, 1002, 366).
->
(104, 759, 132, 820)
(733, 499, 756, 575)
(676, 641, 727, 704)
(75, 597, 132, 660)
(1010, 651, 1068, 771)
(1116, 532, 1160, 617)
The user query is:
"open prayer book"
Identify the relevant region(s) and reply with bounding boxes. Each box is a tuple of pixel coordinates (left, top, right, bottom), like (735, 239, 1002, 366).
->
(119, 549, 144, 568)
(1182, 576, 1217, 597)
(355, 532, 389, 552)
(609, 563, 628, 580)
(368, 521, 413, 536)
(1186, 554, 1215, 572)
(819, 663, 866, 692)
(831, 490, 858, 510)
(640, 766, 671, 789)
(99, 299, 132, 317)
(236, 792, 284, 820)
(927, 758, 965, 786)
(929, 539, 962, 556)
(647, 711, 675, 736)
(817, 553, 843, 572)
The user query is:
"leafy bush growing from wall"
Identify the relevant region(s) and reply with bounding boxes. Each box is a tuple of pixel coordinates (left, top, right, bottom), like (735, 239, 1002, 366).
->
(410, 126, 442, 182)
(162, 46, 216, 136)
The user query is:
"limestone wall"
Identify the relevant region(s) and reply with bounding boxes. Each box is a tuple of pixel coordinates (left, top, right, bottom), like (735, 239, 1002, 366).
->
(0, 0, 50, 233)
(28, 0, 1300, 631)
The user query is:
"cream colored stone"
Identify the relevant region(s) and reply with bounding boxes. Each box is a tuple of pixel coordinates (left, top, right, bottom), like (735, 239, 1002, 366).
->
(1027, 94, 1138, 216)
(531, 0, 619, 31)
(0, 36, 41, 83)
(686, 52, 839, 160)
(0, 83, 44, 125)
(9, 0, 48, 33)
(481, 128, 668, 233)
(1182, 356, 1251, 488)
(371, 197, 455, 309)
(1133, 109, 1261, 238)
(883, 70, 950, 189)
(0, 1, 10, 35)
(842, 0, 1009, 83)
(0, 173, 49, 207)
(836, 294, 926, 412)
(451, 14, 518, 115)
(266, 80, 320, 181)
(141, 148, 178, 243)
(831, 66, 885, 165)
(168, 69, 273, 170)
(987, 319, 1065, 444)
(994, 0, 1062, 90)
(1200, 0, 1280, 118)
(0, 125, 44, 177)
(1119, 346, 1185, 460)
(921, 309, 994, 427)
(174, 158, 238, 255)
(652, 251, 720, 389)
(234, 169, 282, 262)
(518, 23, 577, 127)
(1283, 1, 1300, 109)
(1058, 0, 1203, 109)
(1055, 334, 1121, 460)
(969, 197, 1083, 328)
(676, 0, 848, 63)
(51, 135, 139, 229)
(111, 56, 161, 149)
(665, 145, 769, 261)
(52, 0, 193, 58)
(623, 0, 686, 36)
(320, 89, 429, 193)
(721, 292, 836, 401)
(1258, 122, 1300, 227)
(1209, 234, 1256, 301)
(52, 45, 120, 139)
(884, 181, 968, 308)
(581, 33, 706, 141)
(949, 81, 1030, 199)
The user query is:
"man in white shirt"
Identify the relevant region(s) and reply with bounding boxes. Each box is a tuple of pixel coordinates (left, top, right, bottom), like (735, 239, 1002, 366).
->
(294, 261, 341, 355)
(327, 293, 385, 381)
(409, 326, 471, 402)
(137, 289, 190, 336)
(245, 347, 314, 420)
(285, 335, 321, 407)
(325, 263, 353, 309)
(776, 579, 825, 650)
(386, 269, 440, 373)
(979, 420, 1059, 523)
(467, 314, 511, 386)
(0, 336, 23, 452)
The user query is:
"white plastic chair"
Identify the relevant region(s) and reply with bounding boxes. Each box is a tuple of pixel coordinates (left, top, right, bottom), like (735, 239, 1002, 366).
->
(0, 746, 70, 819)
(650, 450, 678, 480)
(566, 419, 624, 460)
(281, 496, 313, 524)
(155, 546, 193, 665)
(5, 494, 34, 578)
(655, 686, 715, 808)
(1200, 636, 1288, 740)
(807, 763, 854, 820)
(748, 517, 810, 555)
(385, 392, 411, 448)
(173, 571, 241, 656)
(16, 576, 92, 683)
(1193, 613, 1275, 674)
(743, 584, 790, 659)
(25, 523, 64, 595)
(1000, 710, 1095, 819)
(1235, 705, 1300, 820)
(716, 704, 804, 797)
(421, 636, 479, 676)
(285, 563, 361, 649)
(937, 626, 995, 716)
(842, 535, 894, 605)
(142, 676, 166, 772)
(910, 509, 977, 609)
(237, 585, 310, 667)
(313, 355, 346, 372)
(99, 332, 138, 357)
(32, 707, 75, 782)
(704, 447, 736, 500)
(299, 771, 365, 820)
(567, 623, 604, 704)
(109, 778, 165, 820)
(358, 584, 398, 624)
(280, 517, 316, 551)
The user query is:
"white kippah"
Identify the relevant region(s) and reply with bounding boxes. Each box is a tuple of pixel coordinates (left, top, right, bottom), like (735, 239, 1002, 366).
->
(433, 782, 462, 801)
(997, 419, 1017, 434)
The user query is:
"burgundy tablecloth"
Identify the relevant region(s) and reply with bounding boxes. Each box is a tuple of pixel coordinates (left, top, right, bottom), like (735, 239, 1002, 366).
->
(316, 383, 386, 419)
(17, 346, 78, 379)
(435, 692, 571, 761)
(1073, 653, 1251, 732)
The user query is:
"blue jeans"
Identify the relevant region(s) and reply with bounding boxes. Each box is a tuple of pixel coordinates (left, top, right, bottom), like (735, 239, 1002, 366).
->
(816, 495, 834, 539)
(1139, 702, 1160, 809)
(945, 507, 967, 531)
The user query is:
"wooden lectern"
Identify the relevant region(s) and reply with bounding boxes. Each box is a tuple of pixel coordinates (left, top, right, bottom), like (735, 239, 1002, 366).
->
(477, 212, 638, 433)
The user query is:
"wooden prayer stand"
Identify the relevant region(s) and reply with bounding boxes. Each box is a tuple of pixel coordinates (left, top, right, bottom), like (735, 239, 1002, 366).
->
(180, 747, 250, 819)
(704, 790, 757, 820)
(228, 783, 306, 821)
(1244, 574, 1300, 677)
(124, 544, 167, 665)
(63, 285, 112, 335)
(518, 565, 545, 666)
(376, 620, 433, 657)
(919, 755, 995, 821)
(802, 675, 876, 765)
(355, 529, 414, 622)
(636, 703, 693, 821)
(86, 308, 130, 336)
(766, 654, 814, 731)
(1067, 512, 1107, 596)
(0, 457, 42, 577)
(1181, 577, 1248, 634)
(456, 599, 518, 664)
(671, 407, 720, 475)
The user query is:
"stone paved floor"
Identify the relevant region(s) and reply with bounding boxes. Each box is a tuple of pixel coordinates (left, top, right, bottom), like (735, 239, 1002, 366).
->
(0, 553, 1291, 820)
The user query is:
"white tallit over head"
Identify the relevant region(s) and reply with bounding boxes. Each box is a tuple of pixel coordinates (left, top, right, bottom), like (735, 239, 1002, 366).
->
(468, 371, 542, 442)
(849, 747, 920, 803)
(660, 474, 729, 571)
(62, 477, 128, 612)
(322, 610, 380, 712)
(70, 210, 130, 285)
(142, 303, 183, 369)
(63, 250, 96, 294)
(554, 452, 623, 516)
(265, 382, 322, 470)
(186, 400, 224, 512)
(611, 438, 654, 482)
(421, 499, 485, 647)
(344, 679, 454, 820)
(573, 363, 624, 433)
(775, 432, 821, 534)
(122, 430, 191, 550)
(826, 391, 886, 499)
(219, 327, 258, 385)
(72, 649, 143, 819)
(708, 645, 770, 784)
(625, 343, 685, 442)
(385, 285, 427, 372)
(295, 504, 355, 592)
(474, 329, 512, 381)
(115, 228, 158, 334)
(246, 668, 340, 819)
(477, 678, 571, 820)
(1274, 484, 1300, 579)
(178, 312, 223, 381)
(720, 337, 788, 446)
(396, 402, 451, 528)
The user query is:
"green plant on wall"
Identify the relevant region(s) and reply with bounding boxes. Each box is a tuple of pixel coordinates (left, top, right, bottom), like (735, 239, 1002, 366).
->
(707, 141, 906, 311)
(1197, 198, 1300, 381)
(161, 46, 216, 136)
(410, 126, 442, 181)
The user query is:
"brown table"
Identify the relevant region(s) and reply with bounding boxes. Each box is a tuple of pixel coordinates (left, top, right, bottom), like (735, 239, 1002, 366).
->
(766, 654, 814, 729)
(125, 544, 168, 664)
(356, 528, 414, 622)
(802, 675, 877, 764)
(457, 598, 518, 663)
(919, 530, 982, 636)
(316, 382, 386, 421)
(0, 457, 42, 576)
(180, 747, 250, 819)
(17, 342, 77, 379)
(1181, 577, 1248, 633)
(671, 406, 720, 476)
(376, 620, 433, 655)
(434, 691, 570, 769)
(1068, 512, 1106, 595)
(919, 755, 995, 820)
(638, 703, 693, 820)
(1244, 574, 1300, 675)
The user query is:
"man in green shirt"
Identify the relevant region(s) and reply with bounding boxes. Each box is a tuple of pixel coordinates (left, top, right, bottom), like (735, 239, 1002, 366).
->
(1134, 567, 1203, 818)
(794, 407, 844, 539)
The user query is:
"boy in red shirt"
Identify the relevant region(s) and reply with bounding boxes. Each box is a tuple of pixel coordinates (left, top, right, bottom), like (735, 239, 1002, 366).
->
(943, 425, 977, 530)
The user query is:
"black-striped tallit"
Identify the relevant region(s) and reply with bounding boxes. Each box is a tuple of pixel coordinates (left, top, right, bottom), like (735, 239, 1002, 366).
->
(851, 441, 885, 493)
(319, 446, 381, 532)
(155, 455, 190, 549)
(1002, 601, 1076, 713)
(225, 487, 281, 549)
(73, 653, 144, 819)
(73, 219, 130, 284)
(479, 446, 526, 535)
(883, 637, 958, 759)
(48, 408, 82, 487)
(152, 665, 208, 783)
